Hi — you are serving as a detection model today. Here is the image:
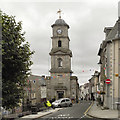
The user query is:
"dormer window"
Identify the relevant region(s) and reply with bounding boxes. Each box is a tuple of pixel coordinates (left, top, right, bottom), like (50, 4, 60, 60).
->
(58, 40, 62, 47)
(58, 58, 62, 67)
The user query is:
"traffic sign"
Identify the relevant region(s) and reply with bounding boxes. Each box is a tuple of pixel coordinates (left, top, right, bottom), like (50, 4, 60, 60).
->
(106, 79, 111, 84)
(115, 74, 118, 77)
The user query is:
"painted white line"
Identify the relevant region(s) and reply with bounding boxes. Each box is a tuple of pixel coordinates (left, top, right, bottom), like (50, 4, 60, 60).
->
(81, 115, 85, 118)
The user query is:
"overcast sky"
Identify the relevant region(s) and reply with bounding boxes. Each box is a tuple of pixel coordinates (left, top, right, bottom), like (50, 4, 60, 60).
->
(0, 0, 119, 85)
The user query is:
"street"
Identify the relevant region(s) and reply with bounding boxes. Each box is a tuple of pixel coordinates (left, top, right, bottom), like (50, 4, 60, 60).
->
(4, 100, 116, 119)
(35, 101, 99, 119)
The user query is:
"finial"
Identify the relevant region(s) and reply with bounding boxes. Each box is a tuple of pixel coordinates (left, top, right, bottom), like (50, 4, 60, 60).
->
(57, 9, 62, 19)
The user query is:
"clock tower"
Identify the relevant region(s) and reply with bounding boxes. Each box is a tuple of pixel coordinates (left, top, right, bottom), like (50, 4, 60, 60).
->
(49, 14, 73, 99)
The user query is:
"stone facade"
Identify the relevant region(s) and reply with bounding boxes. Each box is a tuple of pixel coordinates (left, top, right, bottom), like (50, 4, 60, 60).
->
(98, 18, 120, 110)
(70, 76, 79, 102)
(28, 75, 46, 105)
(79, 83, 89, 100)
(47, 18, 79, 101)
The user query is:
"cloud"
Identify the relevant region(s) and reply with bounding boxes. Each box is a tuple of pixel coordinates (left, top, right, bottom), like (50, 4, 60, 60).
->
(0, 1, 119, 85)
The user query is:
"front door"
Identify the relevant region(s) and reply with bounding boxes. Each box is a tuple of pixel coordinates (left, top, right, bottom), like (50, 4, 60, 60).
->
(57, 91, 64, 99)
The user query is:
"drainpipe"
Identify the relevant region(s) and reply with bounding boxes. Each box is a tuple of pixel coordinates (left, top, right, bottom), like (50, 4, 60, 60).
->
(112, 40, 115, 109)
(118, 39, 120, 118)
(118, 17, 120, 117)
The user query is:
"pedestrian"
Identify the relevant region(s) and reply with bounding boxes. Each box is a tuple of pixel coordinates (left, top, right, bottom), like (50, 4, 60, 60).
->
(46, 100, 52, 109)
(44, 100, 47, 107)
(49, 99, 52, 104)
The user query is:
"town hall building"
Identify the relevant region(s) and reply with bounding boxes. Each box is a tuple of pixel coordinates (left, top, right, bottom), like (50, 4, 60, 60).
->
(46, 11, 79, 102)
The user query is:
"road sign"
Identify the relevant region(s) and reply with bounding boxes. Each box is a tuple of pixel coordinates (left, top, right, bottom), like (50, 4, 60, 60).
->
(106, 79, 111, 84)
(115, 74, 118, 77)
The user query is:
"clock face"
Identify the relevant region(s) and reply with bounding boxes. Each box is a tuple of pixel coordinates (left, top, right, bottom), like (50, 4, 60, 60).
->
(57, 29, 62, 34)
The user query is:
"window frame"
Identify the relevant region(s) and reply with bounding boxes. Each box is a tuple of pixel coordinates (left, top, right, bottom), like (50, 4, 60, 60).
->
(58, 40, 62, 47)
(58, 58, 62, 67)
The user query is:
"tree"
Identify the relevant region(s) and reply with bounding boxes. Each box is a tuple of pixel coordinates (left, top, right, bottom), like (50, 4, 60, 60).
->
(2, 12, 34, 109)
(0, 11, 2, 109)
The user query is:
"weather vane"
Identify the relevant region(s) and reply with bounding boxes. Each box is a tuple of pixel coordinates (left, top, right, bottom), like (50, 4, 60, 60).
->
(57, 9, 62, 19)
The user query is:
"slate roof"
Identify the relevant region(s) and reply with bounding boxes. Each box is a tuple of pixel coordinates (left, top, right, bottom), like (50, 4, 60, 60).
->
(70, 76, 78, 80)
(28, 75, 46, 86)
(51, 18, 69, 28)
(98, 19, 120, 56)
(105, 19, 119, 42)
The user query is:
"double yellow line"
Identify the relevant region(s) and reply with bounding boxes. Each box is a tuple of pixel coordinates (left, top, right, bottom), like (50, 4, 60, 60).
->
(84, 102, 94, 115)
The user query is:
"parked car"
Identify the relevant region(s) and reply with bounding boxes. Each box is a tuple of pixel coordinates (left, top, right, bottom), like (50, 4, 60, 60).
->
(52, 98, 72, 108)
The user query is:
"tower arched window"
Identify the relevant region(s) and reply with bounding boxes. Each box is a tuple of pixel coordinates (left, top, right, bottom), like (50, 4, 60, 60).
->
(58, 40, 62, 47)
(58, 58, 62, 67)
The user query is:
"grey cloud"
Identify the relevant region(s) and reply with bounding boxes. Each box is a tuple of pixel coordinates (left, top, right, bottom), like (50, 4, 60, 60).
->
(0, 1, 118, 85)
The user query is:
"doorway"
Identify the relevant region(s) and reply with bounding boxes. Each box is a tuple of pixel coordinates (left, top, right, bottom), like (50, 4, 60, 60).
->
(57, 91, 64, 99)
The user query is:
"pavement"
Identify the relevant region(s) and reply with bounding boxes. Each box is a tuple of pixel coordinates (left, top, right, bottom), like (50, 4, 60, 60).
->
(19, 108, 63, 119)
(87, 101, 120, 119)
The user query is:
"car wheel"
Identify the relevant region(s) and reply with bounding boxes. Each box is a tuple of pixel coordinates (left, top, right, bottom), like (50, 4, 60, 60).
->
(69, 103, 72, 107)
(58, 105, 61, 108)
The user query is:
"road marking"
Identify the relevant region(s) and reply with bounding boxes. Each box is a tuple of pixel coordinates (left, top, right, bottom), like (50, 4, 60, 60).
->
(51, 113, 73, 119)
(58, 114, 69, 117)
(84, 102, 94, 115)
(51, 116, 73, 119)
(81, 115, 85, 118)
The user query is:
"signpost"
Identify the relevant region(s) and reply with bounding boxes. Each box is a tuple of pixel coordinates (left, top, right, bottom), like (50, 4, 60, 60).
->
(106, 79, 111, 84)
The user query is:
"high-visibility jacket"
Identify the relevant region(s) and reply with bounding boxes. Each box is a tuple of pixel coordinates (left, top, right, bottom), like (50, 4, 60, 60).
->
(46, 100, 52, 107)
